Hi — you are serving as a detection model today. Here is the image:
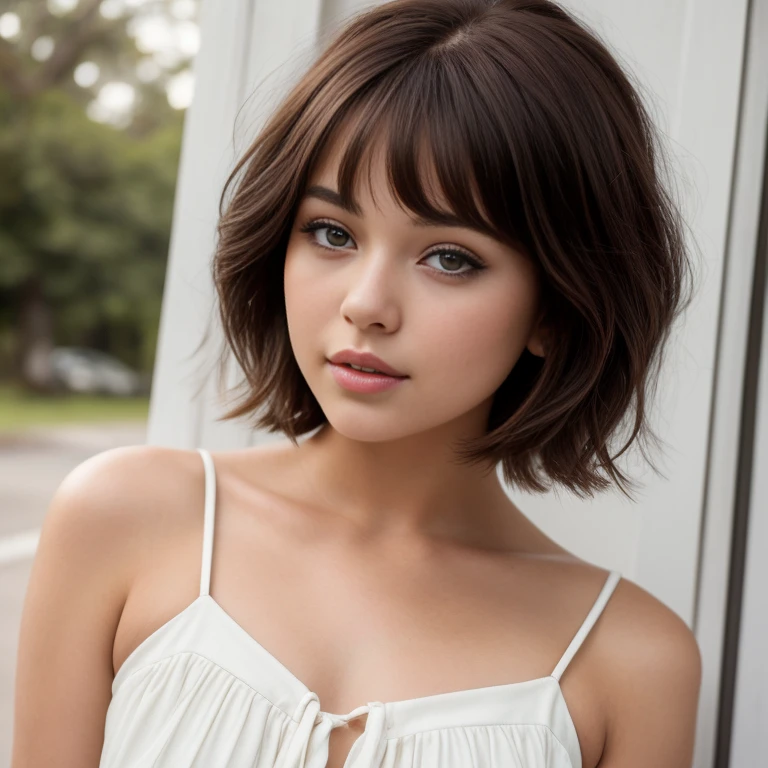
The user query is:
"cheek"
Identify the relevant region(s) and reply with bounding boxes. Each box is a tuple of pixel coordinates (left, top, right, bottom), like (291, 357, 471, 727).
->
(417, 279, 538, 391)
(283, 244, 327, 362)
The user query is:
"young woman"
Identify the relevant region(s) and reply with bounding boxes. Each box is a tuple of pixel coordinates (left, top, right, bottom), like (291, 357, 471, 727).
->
(13, 1, 702, 767)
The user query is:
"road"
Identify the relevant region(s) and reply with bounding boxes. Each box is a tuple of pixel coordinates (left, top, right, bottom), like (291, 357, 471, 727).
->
(0, 421, 147, 768)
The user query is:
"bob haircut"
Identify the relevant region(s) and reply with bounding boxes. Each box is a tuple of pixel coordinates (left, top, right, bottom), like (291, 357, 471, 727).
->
(210, 0, 695, 500)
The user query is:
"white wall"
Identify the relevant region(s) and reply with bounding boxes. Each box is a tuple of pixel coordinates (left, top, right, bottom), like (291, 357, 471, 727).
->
(147, 0, 325, 454)
(726, 1, 768, 762)
(148, 1, 759, 765)
(506, 0, 749, 616)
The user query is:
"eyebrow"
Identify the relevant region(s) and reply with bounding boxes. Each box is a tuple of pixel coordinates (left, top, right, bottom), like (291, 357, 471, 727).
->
(301, 184, 494, 236)
(303, 185, 363, 217)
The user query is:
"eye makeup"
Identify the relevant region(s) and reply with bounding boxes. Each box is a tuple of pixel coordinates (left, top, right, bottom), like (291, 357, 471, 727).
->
(297, 218, 487, 281)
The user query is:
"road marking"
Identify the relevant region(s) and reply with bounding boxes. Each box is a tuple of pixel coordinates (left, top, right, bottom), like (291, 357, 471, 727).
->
(0, 528, 40, 565)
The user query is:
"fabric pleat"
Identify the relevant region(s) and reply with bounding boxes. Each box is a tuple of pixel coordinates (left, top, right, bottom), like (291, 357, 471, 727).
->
(96, 450, 621, 768)
(99, 614, 581, 768)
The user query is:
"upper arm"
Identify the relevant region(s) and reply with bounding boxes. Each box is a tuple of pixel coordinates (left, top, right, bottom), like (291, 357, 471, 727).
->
(11, 445, 168, 768)
(596, 581, 703, 768)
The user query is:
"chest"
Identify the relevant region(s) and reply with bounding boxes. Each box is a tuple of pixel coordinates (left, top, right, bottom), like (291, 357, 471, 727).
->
(112, 504, 608, 768)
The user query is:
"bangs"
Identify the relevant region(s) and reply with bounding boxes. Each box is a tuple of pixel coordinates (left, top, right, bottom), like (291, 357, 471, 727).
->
(214, 0, 694, 498)
(307, 53, 530, 255)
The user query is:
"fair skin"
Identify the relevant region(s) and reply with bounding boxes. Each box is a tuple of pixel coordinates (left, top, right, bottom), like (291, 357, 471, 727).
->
(12, 134, 701, 768)
(282, 137, 547, 546)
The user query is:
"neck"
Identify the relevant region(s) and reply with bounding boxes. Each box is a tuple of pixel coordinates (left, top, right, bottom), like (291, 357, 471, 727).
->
(290, 419, 518, 550)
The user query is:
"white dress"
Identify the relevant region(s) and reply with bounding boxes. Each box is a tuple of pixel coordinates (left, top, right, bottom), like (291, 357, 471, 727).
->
(99, 447, 622, 768)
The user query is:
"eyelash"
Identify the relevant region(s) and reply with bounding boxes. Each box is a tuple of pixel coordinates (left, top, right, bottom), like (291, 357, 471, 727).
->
(297, 218, 486, 281)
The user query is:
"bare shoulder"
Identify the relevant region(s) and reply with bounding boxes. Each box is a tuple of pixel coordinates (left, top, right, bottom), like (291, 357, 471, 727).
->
(596, 575, 702, 687)
(44, 444, 210, 593)
(591, 575, 702, 767)
(11, 444, 206, 767)
(53, 443, 205, 531)
(56, 442, 201, 508)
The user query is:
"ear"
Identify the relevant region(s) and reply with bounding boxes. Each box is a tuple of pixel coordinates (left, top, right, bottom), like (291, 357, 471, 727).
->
(526, 311, 549, 358)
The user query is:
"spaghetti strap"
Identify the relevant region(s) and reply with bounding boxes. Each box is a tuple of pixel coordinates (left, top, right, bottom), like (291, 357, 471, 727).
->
(551, 569, 621, 681)
(196, 448, 217, 598)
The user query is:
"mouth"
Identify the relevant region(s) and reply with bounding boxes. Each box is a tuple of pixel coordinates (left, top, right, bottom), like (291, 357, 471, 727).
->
(327, 349, 408, 378)
(335, 362, 404, 377)
(326, 361, 409, 393)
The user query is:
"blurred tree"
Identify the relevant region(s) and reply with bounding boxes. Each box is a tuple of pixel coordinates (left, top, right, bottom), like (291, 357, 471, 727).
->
(0, 88, 182, 381)
(0, 0, 194, 388)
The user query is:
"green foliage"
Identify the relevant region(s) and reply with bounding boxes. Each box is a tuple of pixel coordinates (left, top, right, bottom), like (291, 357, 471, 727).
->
(0, 0, 193, 378)
(0, 85, 183, 372)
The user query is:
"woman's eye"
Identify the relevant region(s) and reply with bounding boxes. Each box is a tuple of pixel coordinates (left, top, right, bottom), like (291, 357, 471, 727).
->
(422, 250, 484, 279)
(299, 221, 354, 250)
(298, 219, 485, 280)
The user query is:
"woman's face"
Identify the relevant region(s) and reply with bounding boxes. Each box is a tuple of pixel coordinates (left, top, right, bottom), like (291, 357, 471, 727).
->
(283, 138, 546, 444)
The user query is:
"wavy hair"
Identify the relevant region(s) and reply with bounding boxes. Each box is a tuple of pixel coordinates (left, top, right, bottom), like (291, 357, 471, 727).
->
(208, 0, 696, 500)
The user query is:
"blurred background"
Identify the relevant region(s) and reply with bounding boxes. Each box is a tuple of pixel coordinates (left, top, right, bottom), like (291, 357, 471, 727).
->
(0, 0, 197, 762)
(1, 0, 767, 767)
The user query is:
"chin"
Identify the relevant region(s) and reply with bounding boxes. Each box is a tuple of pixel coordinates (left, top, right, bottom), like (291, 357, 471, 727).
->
(315, 401, 441, 444)
(322, 413, 421, 444)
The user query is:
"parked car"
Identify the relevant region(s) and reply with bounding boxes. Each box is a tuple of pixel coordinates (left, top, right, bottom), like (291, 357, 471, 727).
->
(49, 347, 148, 396)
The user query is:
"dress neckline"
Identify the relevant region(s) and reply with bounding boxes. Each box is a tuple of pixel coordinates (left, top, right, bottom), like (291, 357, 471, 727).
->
(200, 593, 571, 717)
(111, 590, 584, 767)
(114, 592, 576, 717)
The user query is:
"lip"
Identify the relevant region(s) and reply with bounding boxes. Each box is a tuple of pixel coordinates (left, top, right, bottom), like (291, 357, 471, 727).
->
(327, 349, 407, 378)
(327, 362, 407, 394)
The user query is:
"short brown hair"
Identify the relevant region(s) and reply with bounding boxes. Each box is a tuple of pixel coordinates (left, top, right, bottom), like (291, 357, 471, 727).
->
(208, 0, 696, 500)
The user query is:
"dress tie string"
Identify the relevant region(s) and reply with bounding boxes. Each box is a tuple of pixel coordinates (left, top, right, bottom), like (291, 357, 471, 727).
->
(278, 691, 388, 768)
(336, 700, 387, 768)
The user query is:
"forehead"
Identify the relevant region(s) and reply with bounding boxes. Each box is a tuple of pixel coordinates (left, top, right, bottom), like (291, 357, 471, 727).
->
(302, 118, 509, 251)
(293, 92, 533, 260)
(306, 120, 451, 218)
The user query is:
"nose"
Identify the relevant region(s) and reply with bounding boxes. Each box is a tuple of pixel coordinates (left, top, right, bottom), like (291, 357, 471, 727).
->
(339, 251, 402, 332)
